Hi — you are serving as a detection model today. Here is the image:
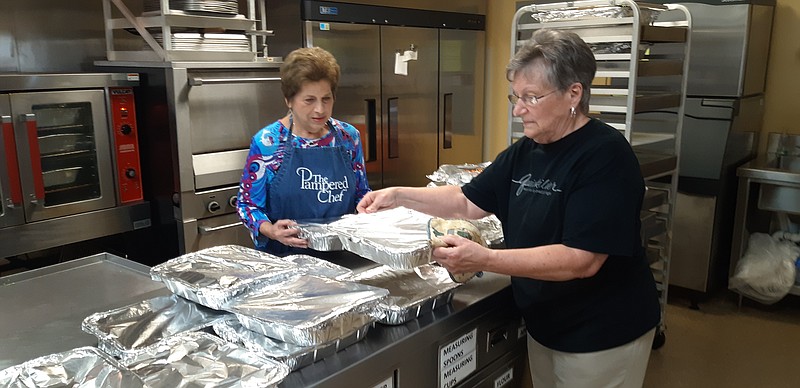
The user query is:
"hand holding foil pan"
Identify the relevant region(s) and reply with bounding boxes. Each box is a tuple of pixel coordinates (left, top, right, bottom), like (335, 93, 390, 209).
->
(81, 294, 231, 364)
(124, 331, 290, 388)
(226, 274, 388, 346)
(0, 346, 145, 388)
(345, 264, 461, 325)
(326, 207, 434, 269)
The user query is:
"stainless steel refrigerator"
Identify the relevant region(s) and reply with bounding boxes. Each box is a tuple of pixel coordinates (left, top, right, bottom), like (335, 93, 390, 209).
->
(267, 1, 486, 189)
(648, 0, 775, 295)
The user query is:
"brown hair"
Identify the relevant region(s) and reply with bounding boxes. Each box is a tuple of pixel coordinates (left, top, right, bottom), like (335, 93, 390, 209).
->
(280, 46, 341, 100)
(506, 29, 596, 115)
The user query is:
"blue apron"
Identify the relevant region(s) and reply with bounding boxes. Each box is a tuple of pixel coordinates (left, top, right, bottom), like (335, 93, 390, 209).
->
(266, 119, 357, 256)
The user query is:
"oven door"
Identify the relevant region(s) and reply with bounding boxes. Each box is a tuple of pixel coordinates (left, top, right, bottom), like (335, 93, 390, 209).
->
(0, 95, 26, 228)
(10, 90, 116, 222)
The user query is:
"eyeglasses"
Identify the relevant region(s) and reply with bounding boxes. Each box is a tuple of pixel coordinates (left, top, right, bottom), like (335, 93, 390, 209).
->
(507, 90, 557, 107)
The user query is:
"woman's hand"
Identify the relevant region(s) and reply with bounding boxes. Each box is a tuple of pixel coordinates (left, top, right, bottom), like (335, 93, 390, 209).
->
(260, 219, 308, 248)
(431, 234, 489, 274)
(356, 187, 399, 213)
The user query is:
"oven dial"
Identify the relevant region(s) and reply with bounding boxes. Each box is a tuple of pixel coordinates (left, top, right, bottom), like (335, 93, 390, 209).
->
(125, 168, 137, 179)
(228, 195, 237, 207)
(208, 201, 221, 213)
(120, 124, 132, 135)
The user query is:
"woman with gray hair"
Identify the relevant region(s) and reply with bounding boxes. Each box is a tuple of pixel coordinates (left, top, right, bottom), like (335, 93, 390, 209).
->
(357, 28, 659, 387)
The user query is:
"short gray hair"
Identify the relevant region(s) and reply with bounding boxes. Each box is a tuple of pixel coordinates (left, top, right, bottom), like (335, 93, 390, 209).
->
(506, 29, 596, 114)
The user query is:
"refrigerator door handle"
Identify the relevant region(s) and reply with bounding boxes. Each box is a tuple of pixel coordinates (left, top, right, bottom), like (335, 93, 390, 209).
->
(443, 93, 453, 149)
(387, 97, 399, 159)
(365, 98, 377, 162)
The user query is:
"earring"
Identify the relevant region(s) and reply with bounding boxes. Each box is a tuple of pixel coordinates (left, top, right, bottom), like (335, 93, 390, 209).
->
(570, 106, 576, 118)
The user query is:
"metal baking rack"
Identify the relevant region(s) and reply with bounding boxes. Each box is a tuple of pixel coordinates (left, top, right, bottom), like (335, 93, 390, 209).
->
(511, 0, 692, 349)
(101, 0, 275, 62)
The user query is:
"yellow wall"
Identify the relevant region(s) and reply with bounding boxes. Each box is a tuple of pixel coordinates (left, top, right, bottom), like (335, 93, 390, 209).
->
(761, 0, 800, 152)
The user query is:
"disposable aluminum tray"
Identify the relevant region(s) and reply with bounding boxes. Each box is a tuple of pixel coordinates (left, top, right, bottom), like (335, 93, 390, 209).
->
(0, 346, 145, 388)
(295, 221, 344, 251)
(212, 317, 368, 371)
(125, 331, 290, 388)
(150, 245, 310, 309)
(81, 294, 230, 363)
(346, 264, 460, 325)
(227, 274, 388, 346)
(327, 207, 434, 269)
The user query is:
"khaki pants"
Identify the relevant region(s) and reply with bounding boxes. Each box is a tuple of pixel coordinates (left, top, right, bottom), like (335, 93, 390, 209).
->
(527, 328, 655, 388)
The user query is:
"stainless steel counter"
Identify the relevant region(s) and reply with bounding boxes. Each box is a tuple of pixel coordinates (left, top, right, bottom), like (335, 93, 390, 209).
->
(0, 253, 169, 370)
(0, 253, 526, 388)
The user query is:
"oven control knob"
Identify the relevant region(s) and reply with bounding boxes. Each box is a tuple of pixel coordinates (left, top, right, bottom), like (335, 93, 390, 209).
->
(120, 124, 132, 135)
(228, 195, 237, 207)
(125, 168, 137, 179)
(208, 201, 221, 213)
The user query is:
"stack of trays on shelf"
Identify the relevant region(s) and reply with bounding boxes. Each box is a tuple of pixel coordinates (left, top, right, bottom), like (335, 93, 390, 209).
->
(144, 0, 240, 15)
(150, 32, 250, 52)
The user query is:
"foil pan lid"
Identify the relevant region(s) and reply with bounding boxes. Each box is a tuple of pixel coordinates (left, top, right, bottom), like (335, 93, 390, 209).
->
(81, 294, 230, 361)
(125, 331, 290, 388)
(0, 346, 145, 388)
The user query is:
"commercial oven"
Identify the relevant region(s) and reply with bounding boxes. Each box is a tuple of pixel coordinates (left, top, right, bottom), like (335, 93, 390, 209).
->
(96, 61, 287, 258)
(0, 73, 149, 258)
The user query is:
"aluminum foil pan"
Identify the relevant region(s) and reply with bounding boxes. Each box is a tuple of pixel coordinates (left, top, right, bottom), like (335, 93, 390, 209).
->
(125, 331, 290, 388)
(327, 207, 434, 269)
(528, 5, 659, 25)
(227, 274, 388, 346)
(81, 294, 230, 363)
(282, 254, 352, 280)
(345, 264, 460, 325)
(426, 162, 490, 187)
(0, 346, 145, 388)
(150, 245, 300, 309)
(294, 221, 344, 251)
(212, 317, 369, 371)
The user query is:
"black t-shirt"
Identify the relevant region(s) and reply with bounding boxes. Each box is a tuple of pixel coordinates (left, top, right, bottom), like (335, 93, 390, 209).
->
(462, 118, 660, 352)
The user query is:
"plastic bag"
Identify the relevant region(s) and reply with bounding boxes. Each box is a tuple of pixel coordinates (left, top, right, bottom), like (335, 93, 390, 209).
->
(729, 232, 800, 304)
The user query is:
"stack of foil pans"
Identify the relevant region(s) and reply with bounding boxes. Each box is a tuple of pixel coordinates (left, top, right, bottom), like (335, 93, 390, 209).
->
(345, 264, 460, 325)
(212, 317, 366, 371)
(81, 294, 231, 364)
(226, 274, 388, 346)
(150, 245, 299, 310)
(150, 32, 250, 52)
(0, 347, 145, 388)
(144, 0, 240, 15)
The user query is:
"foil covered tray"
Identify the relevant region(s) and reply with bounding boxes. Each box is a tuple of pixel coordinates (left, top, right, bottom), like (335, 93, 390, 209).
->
(125, 331, 290, 388)
(346, 264, 460, 325)
(212, 317, 368, 371)
(294, 221, 344, 251)
(327, 207, 434, 269)
(227, 274, 388, 346)
(0, 346, 145, 388)
(81, 294, 230, 363)
(151, 245, 347, 309)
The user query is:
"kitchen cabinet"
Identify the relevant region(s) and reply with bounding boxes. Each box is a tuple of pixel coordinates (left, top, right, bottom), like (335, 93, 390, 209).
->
(511, 0, 691, 348)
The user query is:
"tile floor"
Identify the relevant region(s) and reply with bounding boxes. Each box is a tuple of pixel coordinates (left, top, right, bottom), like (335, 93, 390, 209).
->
(643, 289, 800, 388)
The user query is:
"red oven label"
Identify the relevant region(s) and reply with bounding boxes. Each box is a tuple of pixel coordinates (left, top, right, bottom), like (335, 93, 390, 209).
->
(109, 87, 144, 203)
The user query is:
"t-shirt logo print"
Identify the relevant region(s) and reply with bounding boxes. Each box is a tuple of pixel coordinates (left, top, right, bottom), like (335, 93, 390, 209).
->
(296, 167, 350, 203)
(512, 173, 562, 196)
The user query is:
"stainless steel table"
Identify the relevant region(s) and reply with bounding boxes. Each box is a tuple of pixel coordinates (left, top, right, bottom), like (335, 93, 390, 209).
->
(0, 253, 169, 370)
(0, 253, 527, 388)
